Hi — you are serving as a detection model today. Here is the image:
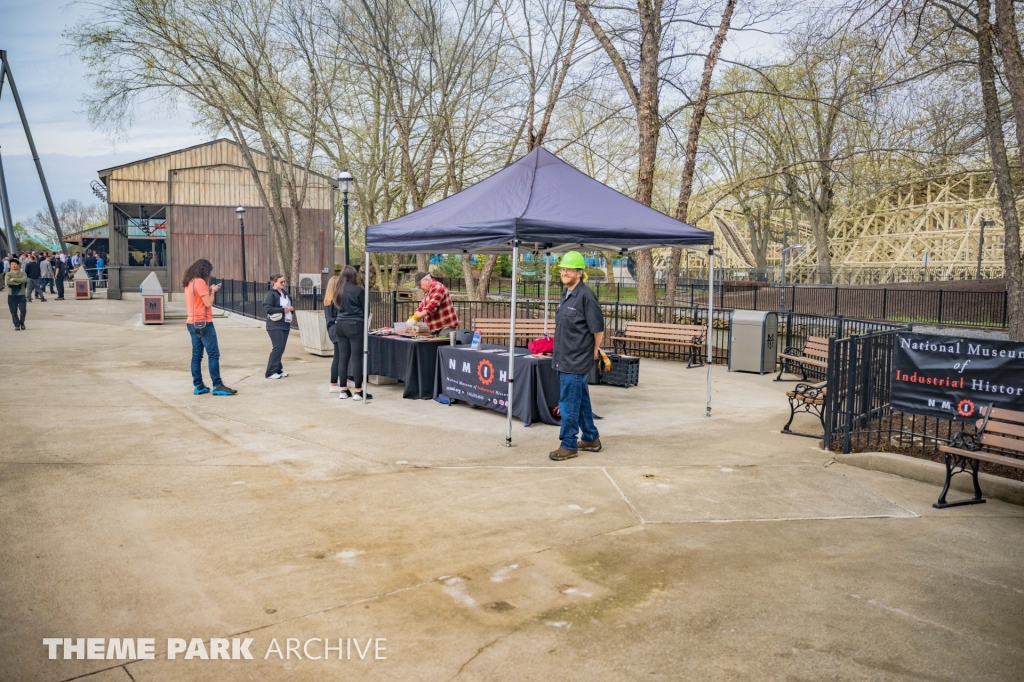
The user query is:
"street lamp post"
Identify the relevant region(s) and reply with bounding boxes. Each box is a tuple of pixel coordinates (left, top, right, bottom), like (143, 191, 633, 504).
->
(236, 206, 247, 283)
(337, 170, 353, 266)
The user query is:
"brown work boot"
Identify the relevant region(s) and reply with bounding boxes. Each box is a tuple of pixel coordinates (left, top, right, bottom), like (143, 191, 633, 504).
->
(549, 447, 578, 461)
(579, 438, 602, 452)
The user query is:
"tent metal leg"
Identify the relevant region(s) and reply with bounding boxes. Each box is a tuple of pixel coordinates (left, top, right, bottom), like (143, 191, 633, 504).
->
(363, 250, 370, 404)
(506, 242, 520, 446)
(706, 246, 714, 418)
(0, 148, 14, 256)
(543, 252, 550, 336)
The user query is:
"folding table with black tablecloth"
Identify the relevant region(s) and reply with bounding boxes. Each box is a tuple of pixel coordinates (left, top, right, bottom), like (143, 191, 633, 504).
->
(366, 334, 450, 399)
(433, 345, 561, 426)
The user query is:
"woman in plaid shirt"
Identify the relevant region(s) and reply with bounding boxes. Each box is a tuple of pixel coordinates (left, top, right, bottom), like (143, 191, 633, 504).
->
(410, 272, 459, 332)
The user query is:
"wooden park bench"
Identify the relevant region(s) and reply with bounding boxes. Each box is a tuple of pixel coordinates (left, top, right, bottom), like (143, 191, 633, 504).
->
(935, 405, 1024, 508)
(473, 318, 555, 347)
(781, 381, 827, 439)
(776, 335, 830, 381)
(610, 321, 707, 368)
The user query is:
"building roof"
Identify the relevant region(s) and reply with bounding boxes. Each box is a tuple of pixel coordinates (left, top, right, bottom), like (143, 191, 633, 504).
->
(97, 139, 335, 183)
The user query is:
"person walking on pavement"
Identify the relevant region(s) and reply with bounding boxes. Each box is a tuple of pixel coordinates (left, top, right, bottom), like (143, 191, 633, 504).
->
(40, 255, 55, 294)
(549, 251, 604, 461)
(83, 251, 98, 292)
(5, 259, 28, 329)
(53, 255, 67, 300)
(263, 275, 293, 379)
(24, 255, 46, 302)
(183, 259, 237, 396)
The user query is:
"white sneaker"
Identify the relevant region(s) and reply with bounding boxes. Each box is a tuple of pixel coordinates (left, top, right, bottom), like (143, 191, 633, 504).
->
(329, 385, 342, 393)
(352, 392, 364, 401)
(338, 389, 350, 400)
(267, 373, 282, 379)
(280, 372, 290, 378)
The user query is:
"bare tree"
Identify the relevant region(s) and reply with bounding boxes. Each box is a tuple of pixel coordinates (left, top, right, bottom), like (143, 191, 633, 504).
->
(26, 199, 106, 245)
(69, 0, 324, 282)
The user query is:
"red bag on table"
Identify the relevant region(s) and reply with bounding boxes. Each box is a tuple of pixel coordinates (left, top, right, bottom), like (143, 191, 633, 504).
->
(528, 336, 554, 354)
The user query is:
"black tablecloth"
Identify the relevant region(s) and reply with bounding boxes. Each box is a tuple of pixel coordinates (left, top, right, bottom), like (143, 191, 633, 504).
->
(367, 334, 450, 399)
(433, 345, 561, 426)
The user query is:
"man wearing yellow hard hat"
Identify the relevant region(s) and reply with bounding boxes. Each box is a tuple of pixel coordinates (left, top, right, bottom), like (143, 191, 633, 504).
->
(549, 251, 605, 461)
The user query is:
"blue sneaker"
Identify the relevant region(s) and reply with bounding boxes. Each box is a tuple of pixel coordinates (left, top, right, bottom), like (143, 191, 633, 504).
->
(194, 386, 210, 395)
(212, 384, 238, 396)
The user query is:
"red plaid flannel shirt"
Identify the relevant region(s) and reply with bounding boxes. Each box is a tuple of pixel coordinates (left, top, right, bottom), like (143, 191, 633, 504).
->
(416, 279, 459, 331)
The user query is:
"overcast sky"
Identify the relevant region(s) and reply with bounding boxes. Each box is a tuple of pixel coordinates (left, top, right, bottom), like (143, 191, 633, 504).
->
(0, 0, 205, 223)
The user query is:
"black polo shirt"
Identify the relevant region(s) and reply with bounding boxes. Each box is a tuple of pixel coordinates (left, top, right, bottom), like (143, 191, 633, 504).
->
(553, 281, 605, 375)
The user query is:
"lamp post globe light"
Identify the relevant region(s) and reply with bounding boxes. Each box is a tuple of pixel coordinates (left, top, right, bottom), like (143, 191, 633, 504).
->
(236, 205, 247, 283)
(337, 170, 353, 265)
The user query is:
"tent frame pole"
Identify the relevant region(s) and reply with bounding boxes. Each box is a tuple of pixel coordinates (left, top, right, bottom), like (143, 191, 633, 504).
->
(506, 241, 520, 446)
(363, 250, 371, 404)
(706, 246, 714, 418)
(543, 251, 550, 335)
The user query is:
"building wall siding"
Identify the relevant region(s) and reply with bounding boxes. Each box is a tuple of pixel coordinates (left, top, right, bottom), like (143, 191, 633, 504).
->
(168, 206, 332, 290)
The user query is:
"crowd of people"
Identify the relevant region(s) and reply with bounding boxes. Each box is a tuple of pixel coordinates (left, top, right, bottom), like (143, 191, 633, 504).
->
(179, 251, 605, 460)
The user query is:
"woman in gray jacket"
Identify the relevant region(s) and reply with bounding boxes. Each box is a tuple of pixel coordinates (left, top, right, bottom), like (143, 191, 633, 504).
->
(262, 275, 294, 379)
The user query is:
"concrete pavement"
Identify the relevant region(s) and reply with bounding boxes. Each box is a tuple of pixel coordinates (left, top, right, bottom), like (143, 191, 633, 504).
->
(1, 297, 1022, 681)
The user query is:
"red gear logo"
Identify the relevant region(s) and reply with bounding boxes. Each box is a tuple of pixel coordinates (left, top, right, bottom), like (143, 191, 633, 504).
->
(957, 399, 975, 417)
(477, 359, 495, 385)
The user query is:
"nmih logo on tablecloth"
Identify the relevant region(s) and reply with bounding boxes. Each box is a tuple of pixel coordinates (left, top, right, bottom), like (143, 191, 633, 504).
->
(477, 358, 495, 385)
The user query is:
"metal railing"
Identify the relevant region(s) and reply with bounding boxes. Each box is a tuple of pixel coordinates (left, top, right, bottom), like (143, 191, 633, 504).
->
(822, 330, 966, 455)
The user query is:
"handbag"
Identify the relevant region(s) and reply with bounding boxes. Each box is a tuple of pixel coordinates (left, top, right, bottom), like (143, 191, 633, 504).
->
(193, 320, 208, 336)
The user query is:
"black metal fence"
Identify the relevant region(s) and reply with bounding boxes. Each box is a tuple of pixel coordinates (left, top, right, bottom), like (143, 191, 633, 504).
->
(434, 276, 1008, 328)
(823, 330, 967, 455)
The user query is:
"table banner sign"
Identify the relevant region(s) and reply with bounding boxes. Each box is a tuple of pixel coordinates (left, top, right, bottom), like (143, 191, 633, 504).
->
(892, 332, 1024, 420)
(439, 351, 513, 413)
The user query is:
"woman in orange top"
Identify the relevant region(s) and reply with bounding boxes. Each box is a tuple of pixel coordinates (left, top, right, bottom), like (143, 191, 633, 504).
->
(183, 259, 237, 396)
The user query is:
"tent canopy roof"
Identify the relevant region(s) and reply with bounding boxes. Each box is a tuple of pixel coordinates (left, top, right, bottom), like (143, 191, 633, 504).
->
(365, 147, 714, 254)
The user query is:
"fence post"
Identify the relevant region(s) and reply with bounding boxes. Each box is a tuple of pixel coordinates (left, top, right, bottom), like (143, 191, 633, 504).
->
(390, 290, 397, 325)
(789, 285, 795, 311)
(785, 311, 793, 350)
(837, 316, 844, 339)
(614, 301, 620, 336)
(1003, 291, 1009, 328)
(882, 288, 887, 320)
(834, 286, 839, 316)
(843, 336, 859, 454)
(753, 286, 758, 310)
(823, 336, 837, 449)
(937, 290, 943, 325)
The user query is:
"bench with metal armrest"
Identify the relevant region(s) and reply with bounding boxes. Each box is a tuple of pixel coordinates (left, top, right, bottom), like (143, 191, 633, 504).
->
(776, 335, 829, 381)
(935, 405, 1024, 508)
(610, 321, 707, 368)
(781, 380, 827, 439)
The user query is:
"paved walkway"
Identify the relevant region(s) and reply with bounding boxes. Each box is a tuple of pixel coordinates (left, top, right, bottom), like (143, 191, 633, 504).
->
(2, 298, 1023, 681)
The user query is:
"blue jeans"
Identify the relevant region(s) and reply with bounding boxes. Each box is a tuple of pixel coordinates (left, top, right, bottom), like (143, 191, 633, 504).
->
(188, 323, 222, 388)
(558, 371, 598, 450)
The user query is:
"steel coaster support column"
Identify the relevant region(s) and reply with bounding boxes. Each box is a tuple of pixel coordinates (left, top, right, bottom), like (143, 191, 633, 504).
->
(363, 250, 371, 404)
(0, 51, 67, 255)
(0, 147, 15, 254)
(506, 241, 520, 446)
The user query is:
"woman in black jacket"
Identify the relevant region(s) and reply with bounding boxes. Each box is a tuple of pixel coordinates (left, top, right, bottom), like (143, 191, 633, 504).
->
(331, 265, 368, 400)
(322, 275, 343, 393)
(262, 275, 294, 379)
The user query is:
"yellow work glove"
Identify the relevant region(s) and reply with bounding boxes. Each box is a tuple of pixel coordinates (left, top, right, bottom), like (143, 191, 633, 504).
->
(408, 315, 419, 324)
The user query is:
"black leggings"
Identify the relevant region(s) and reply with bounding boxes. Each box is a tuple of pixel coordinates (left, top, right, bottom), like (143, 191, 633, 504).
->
(336, 320, 364, 388)
(266, 328, 289, 377)
(331, 341, 342, 384)
(8, 295, 26, 326)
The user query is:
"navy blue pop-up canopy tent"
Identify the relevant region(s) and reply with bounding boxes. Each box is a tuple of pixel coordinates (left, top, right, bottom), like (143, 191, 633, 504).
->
(360, 147, 717, 444)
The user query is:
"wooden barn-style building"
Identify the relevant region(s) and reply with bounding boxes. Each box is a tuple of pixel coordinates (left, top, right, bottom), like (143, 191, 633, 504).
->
(95, 139, 336, 299)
